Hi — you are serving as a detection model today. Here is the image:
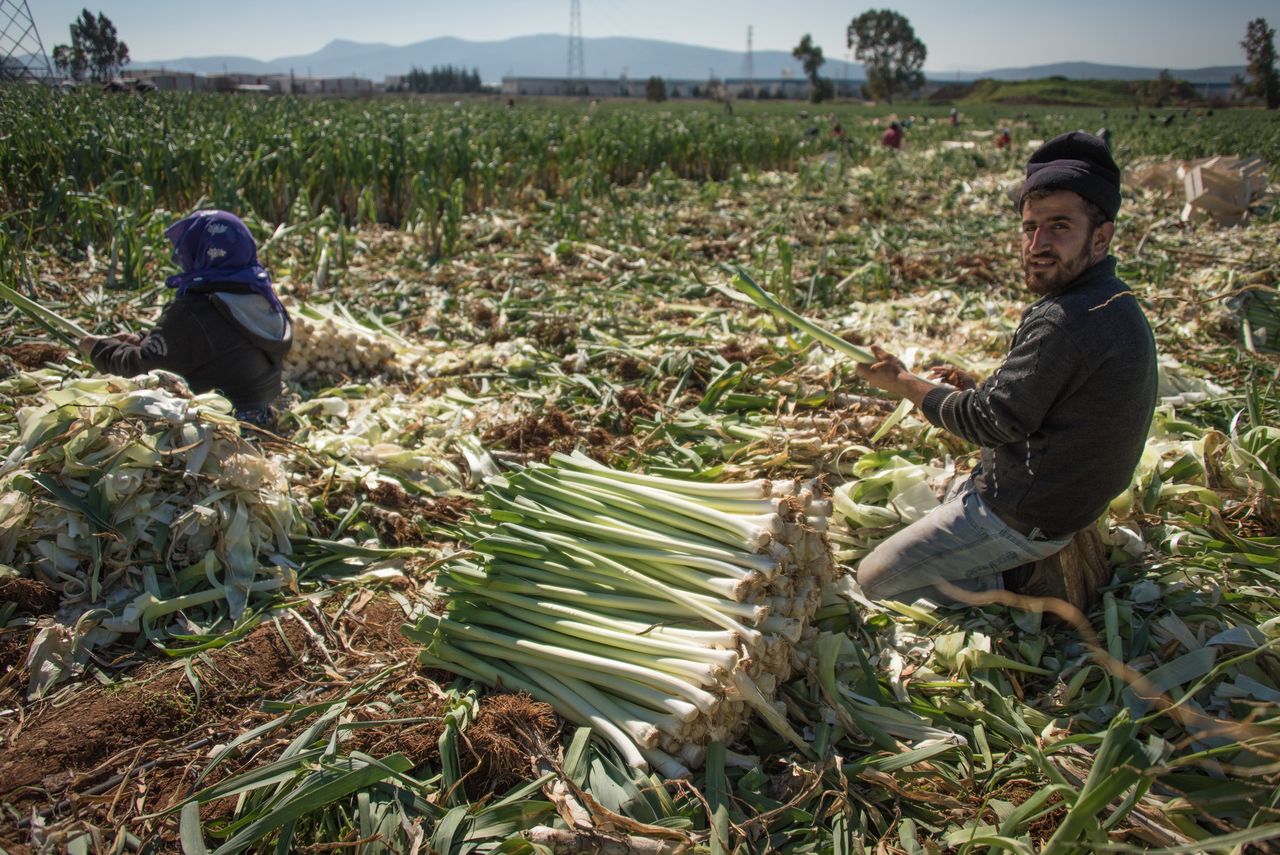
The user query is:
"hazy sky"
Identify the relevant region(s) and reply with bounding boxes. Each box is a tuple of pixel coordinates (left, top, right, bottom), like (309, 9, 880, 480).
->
(30, 0, 1273, 71)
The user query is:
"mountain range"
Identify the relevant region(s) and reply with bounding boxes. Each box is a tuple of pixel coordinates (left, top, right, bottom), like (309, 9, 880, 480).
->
(130, 34, 1243, 86)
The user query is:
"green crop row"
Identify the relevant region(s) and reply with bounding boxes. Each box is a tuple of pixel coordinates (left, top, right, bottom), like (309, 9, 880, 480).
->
(2, 87, 1274, 275)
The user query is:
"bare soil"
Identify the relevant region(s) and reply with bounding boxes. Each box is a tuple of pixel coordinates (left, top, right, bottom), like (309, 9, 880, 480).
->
(482, 404, 621, 463)
(0, 587, 564, 852)
(0, 617, 313, 801)
(364, 482, 477, 544)
(718, 340, 774, 365)
(0, 626, 35, 680)
(0, 344, 69, 370)
(615, 356, 647, 381)
(345, 691, 559, 800)
(0, 578, 60, 615)
(617, 387, 658, 418)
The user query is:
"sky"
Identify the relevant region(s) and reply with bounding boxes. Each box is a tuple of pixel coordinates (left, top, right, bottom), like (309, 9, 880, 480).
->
(29, 0, 1274, 72)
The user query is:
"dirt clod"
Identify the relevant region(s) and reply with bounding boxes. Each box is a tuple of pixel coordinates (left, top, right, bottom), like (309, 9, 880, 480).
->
(0, 577, 60, 615)
(462, 693, 559, 798)
(1, 343, 69, 369)
(482, 405, 581, 461)
(719, 340, 773, 364)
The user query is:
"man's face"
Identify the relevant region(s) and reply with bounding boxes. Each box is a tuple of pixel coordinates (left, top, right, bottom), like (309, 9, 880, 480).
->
(1020, 191, 1114, 296)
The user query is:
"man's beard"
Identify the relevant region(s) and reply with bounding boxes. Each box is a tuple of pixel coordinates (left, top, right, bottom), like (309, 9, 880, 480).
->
(1023, 238, 1096, 296)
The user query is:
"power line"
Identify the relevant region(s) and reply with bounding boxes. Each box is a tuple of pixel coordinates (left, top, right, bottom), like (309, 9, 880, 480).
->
(567, 0, 585, 79)
(0, 0, 55, 84)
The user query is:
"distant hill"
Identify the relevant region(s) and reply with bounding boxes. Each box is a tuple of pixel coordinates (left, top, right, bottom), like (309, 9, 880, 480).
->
(132, 35, 859, 83)
(942, 61, 1242, 84)
(934, 77, 1209, 107)
(129, 36, 1243, 87)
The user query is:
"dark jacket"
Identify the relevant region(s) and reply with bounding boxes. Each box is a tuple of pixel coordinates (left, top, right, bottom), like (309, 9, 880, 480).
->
(921, 257, 1157, 537)
(90, 282, 292, 412)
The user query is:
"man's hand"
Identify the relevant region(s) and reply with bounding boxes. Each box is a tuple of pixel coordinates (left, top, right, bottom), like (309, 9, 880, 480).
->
(855, 345, 909, 389)
(77, 335, 100, 355)
(855, 345, 940, 407)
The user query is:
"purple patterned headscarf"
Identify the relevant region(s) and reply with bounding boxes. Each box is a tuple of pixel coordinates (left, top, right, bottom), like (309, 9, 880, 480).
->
(164, 210, 284, 313)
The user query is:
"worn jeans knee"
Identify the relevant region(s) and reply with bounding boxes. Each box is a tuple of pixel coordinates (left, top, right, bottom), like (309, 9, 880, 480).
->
(855, 489, 1067, 606)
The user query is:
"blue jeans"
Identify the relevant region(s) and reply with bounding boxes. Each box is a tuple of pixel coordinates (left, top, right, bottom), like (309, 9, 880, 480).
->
(855, 485, 1070, 606)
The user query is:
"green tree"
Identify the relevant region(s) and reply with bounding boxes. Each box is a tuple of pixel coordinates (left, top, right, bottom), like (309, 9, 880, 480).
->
(52, 9, 129, 82)
(847, 9, 927, 103)
(645, 76, 668, 102)
(404, 64, 485, 94)
(1240, 17, 1279, 108)
(51, 43, 87, 82)
(792, 34, 832, 103)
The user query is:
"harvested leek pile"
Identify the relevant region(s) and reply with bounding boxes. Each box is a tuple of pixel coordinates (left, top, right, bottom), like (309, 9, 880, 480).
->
(284, 300, 444, 384)
(0, 370, 302, 695)
(406, 451, 834, 774)
(3, 93, 1279, 853)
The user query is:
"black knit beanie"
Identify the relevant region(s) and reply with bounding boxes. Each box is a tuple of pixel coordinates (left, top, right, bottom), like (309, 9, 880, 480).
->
(1019, 131, 1121, 221)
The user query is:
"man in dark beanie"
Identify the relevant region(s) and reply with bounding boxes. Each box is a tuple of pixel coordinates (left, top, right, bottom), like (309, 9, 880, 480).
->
(851, 131, 1157, 614)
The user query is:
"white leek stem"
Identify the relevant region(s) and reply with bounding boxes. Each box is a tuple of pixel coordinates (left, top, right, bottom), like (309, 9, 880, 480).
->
(456, 593, 739, 669)
(552, 450, 772, 499)
(450, 604, 727, 687)
(455, 638, 702, 722)
(487, 560, 769, 627)
(430, 621, 722, 713)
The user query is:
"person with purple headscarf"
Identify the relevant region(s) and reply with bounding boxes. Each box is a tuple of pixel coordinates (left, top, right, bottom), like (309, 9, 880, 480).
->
(78, 210, 293, 429)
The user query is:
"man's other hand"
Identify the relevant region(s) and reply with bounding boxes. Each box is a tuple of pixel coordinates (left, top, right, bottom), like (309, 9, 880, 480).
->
(855, 345, 939, 407)
(855, 345, 909, 390)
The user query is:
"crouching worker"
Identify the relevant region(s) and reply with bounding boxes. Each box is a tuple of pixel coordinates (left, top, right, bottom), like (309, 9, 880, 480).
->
(853, 132, 1157, 614)
(78, 210, 292, 430)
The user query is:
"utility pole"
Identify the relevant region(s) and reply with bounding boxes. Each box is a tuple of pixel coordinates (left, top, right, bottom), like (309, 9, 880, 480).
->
(567, 0, 585, 81)
(0, 0, 55, 84)
(744, 25, 754, 88)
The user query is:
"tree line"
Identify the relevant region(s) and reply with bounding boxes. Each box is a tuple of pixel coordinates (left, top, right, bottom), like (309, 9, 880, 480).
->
(398, 65, 487, 94)
(789, 9, 1276, 108)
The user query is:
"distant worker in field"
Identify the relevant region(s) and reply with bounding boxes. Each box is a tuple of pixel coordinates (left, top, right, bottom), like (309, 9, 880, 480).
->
(880, 120, 903, 150)
(78, 210, 293, 430)
(949, 107, 959, 127)
(995, 127, 1012, 150)
(853, 132, 1157, 614)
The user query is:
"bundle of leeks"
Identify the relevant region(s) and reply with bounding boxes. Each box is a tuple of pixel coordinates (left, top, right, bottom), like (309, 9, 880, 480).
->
(403, 450, 835, 775)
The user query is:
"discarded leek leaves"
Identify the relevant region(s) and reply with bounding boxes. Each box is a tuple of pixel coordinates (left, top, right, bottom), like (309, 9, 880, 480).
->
(0, 282, 92, 345)
(726, 268, 875, 364)
(724, 269, 914, 440)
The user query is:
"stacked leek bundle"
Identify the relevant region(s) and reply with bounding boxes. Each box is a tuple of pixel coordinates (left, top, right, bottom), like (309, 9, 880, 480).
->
(404, 451, 835, 775)
(284, 301, 445, 384)
(285, 301, 398, 383)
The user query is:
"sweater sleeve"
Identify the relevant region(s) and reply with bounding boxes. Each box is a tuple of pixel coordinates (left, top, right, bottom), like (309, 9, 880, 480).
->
(90, 301, 209, 379)
(920, 313, 1083, 447)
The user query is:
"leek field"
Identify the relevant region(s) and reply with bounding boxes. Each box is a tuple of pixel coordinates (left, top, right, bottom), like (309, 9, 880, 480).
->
(1, 88, 1279, 854)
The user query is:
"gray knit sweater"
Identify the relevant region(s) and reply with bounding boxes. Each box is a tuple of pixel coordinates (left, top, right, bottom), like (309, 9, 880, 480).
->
(921, 257, 1157, 537)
